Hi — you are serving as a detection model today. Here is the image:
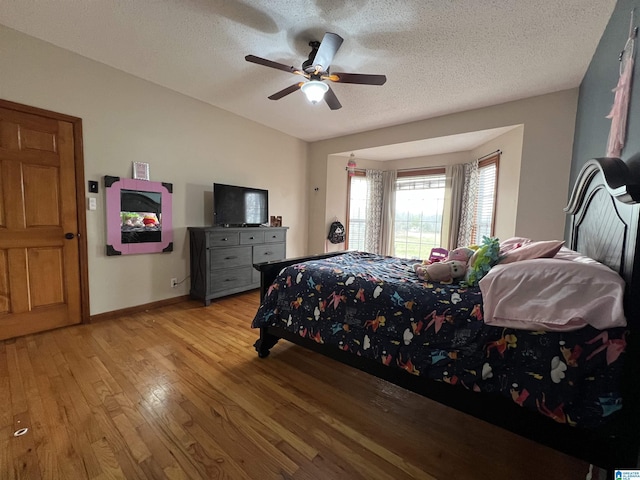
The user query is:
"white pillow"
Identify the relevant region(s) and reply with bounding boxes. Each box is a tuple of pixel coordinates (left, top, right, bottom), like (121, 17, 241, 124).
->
(479, 254, 626, 331)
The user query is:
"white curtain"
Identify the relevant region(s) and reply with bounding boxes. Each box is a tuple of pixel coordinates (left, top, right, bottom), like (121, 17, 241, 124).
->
(457, 159, 479, 247)
(379, 170, 397, 256)
(447, 164, 465, 250)
(364, 169, 383, 253)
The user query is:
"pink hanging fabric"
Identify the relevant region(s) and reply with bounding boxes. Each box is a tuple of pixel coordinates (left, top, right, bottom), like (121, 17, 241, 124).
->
(606, 12, 636, 158)
(606, 55, 634, 157)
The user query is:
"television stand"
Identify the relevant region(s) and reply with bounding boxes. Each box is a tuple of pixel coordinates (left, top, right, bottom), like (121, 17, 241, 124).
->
(188, 226, 288, 305)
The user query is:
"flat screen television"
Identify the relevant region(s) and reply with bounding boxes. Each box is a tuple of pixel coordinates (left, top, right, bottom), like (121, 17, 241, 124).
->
(213, 183, 269, 227)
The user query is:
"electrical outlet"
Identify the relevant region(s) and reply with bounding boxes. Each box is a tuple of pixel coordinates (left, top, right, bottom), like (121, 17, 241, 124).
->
(171, 278, 178, 288)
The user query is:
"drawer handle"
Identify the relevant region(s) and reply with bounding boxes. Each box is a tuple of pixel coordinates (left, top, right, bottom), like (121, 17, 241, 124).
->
(224, 256, 238, 260)
(249, 236, 255, 239)
(264, 251, 273, 255)
(221, 238, 228, 241)
(224, 278, 236, 282)
(271, 235, 277, 239)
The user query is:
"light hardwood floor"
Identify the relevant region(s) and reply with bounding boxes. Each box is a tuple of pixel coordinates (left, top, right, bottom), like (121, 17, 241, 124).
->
(1, 291, 594, 479)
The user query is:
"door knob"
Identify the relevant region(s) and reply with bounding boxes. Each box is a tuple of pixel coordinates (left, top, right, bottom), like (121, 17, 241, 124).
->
(64, 233, 75, 240)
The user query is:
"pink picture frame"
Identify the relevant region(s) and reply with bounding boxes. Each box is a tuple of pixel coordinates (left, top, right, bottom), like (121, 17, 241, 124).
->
(104, 175, 173, 255)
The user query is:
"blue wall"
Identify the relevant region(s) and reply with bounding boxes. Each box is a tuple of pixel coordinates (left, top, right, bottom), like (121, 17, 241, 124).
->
(571, 0, 640, 187)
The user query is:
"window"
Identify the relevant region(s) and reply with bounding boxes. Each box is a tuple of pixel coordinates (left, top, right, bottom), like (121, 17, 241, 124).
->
(472, 156, 498, 243)
(394, 170, 446, 259)
(347, 169, 445, 258)
(346, 172, 367, 250)
(346, 157, 497, 255)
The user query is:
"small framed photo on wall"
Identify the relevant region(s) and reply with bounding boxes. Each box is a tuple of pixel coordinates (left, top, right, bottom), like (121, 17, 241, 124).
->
(133, 162, 150, 181)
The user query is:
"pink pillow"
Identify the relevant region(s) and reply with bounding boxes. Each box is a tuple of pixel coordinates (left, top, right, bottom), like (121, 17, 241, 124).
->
(499, 240, 564, 264)
(479, 256, 627, 331)
(500, 236, 531, 248)
(554, 246, 595, 263)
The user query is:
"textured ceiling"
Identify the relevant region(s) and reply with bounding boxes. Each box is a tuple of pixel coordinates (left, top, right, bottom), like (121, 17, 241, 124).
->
(0, 0, 616, 144)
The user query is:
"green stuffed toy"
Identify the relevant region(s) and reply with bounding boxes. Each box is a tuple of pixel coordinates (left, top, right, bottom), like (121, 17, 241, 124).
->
(465, 236, 500, 286)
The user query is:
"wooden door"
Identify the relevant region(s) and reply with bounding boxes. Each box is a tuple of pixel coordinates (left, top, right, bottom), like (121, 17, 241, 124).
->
(0, 105, 83, 340)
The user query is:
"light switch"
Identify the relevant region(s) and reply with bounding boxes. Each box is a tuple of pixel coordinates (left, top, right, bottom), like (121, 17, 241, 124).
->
(88, 197, 97, 211)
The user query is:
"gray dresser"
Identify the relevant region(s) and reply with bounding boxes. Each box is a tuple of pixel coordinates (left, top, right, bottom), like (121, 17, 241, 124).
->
(188, 226, 288, 305)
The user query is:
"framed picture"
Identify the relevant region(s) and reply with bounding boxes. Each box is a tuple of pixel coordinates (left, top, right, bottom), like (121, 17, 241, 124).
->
(270, 215, 282, 227)
(104, 175, 173, 255)
(133, 162, 150, 181)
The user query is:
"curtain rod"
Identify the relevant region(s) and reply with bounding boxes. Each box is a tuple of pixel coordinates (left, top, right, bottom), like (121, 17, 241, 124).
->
(397, 166, 446, 173)
(477, 149, 502, 161)
(350, 166, 444, 174)
(348, 149, 502, 173)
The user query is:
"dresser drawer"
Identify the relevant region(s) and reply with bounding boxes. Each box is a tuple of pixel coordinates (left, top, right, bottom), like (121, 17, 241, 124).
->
(210, 267, 253, 292)
(265, 230, 286, 243)
(209, 246, 252, 269)
(253, 243, 285, 263)
(240, 230, 265, 245)
(207, 231, 239, 247)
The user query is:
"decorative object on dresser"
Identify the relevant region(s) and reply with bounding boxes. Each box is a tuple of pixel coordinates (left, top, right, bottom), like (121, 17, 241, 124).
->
(270, 215, 282, 227)
(189, 226, 287, 305)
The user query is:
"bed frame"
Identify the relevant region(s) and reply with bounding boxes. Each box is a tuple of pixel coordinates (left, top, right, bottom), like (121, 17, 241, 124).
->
(253, 157, 640, 473)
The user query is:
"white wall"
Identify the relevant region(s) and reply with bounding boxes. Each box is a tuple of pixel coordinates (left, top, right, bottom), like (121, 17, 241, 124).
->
(387, 152, 472, 171)
(308, 90, 578, 253)
(0, 25, 309, 315)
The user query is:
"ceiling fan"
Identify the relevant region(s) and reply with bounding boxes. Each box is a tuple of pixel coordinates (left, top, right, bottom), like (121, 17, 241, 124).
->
(245, 32, 387, 110)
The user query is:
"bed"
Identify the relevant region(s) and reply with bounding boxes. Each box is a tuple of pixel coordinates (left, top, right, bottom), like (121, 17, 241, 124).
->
(251, 157, 640, 473)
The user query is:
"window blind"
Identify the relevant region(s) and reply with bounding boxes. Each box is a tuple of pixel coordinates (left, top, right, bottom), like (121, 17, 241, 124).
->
(396, 174, 445, 191)
(475, 162, 497, 242)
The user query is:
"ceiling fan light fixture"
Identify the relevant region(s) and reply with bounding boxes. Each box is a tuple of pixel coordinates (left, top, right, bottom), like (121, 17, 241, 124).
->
(301, 80, 328, 104)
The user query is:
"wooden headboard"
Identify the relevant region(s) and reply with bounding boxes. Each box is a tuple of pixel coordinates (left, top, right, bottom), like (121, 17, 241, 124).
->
(565, 157, 640, 469)
(565, 157, 640, 321)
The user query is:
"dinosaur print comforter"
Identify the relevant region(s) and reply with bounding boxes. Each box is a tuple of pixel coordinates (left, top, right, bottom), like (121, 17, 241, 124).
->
(251, 251, 627, 428)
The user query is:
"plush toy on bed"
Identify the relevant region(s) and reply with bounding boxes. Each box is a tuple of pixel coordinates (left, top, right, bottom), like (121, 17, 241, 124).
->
(465, 236, 501, 286)
(413, 246, 475, 283)
(447, 247, 475, 264)
(413, 259, 468, 283)
(413, 243, 494, 284)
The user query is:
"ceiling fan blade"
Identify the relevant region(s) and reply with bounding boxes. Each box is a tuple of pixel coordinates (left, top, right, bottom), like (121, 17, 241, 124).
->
(245, 54, 296, 74)
(328, 72, 387, 85)
(268, 83, 303, 100)
(324, 86, 342, 110)
(313, 32, 344, 71)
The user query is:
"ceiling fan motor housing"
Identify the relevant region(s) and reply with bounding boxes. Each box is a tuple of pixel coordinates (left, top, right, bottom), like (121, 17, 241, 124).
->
(302, 41, 321, 73)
